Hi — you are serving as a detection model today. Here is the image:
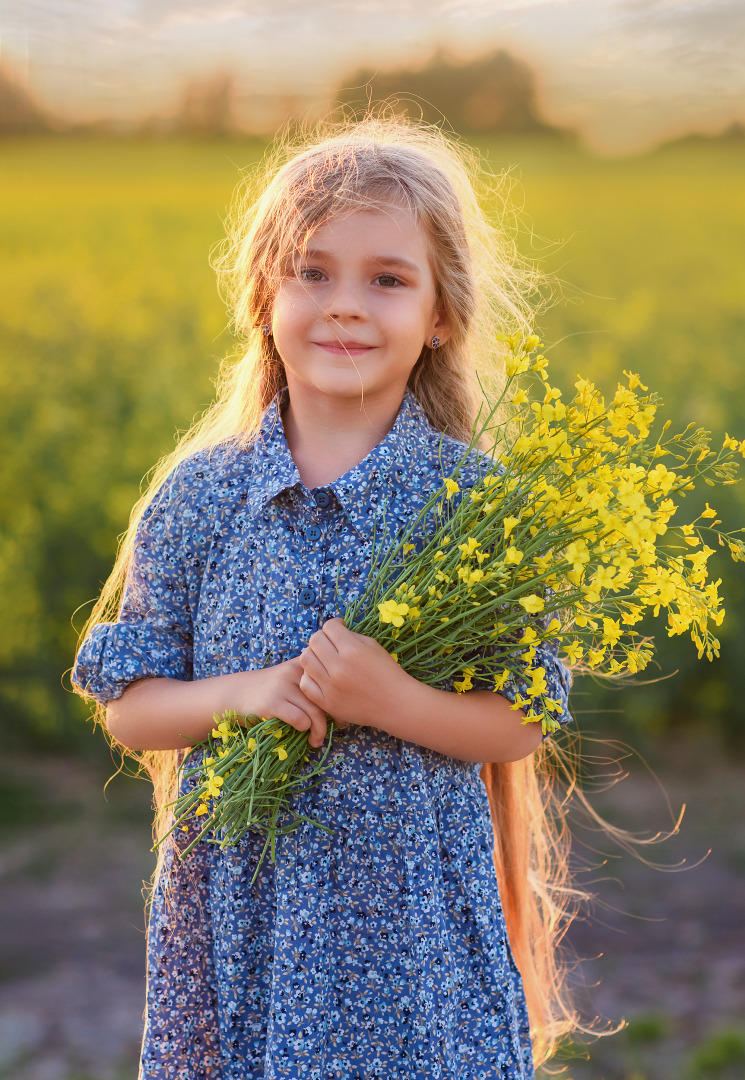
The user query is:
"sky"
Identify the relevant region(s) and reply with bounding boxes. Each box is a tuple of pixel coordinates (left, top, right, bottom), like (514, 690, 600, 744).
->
(2, 0, 744, 152)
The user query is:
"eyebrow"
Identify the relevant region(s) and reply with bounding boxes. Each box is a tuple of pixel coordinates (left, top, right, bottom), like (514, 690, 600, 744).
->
(302, 249, 421, 273)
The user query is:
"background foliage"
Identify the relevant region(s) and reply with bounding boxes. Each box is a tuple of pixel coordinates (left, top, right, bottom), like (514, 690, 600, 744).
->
(1, 135, 743, 752)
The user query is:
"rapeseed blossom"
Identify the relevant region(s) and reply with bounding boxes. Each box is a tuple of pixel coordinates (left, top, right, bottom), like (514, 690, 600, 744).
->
(162, 333, 743, 875)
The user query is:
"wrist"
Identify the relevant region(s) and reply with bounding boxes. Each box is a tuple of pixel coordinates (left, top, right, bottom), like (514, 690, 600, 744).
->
(373, 667, 436, 738)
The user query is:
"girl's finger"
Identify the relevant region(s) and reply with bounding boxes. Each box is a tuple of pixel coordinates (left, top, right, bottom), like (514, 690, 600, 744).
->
(311, 624, 342, 655)
(300, 646, 331, 684)
(320, 618, 350, 645)
(298, 674, 329, 746)
(289, 690, 328, 731)
(279, 703, 312, 733)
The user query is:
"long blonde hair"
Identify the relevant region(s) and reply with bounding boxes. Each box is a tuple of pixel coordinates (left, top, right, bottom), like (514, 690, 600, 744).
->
(78, 113, 598, 1066)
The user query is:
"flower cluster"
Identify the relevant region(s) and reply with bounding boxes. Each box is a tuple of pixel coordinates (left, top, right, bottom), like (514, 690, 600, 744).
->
(158, 710, 337, 877)
(346, 333, 744, 736)
(162, 334, 743, 870)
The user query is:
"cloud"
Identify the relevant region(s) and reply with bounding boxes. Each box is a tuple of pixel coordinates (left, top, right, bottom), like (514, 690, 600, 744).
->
(617, 0, 745, 52)
(612, 0, 745, 92)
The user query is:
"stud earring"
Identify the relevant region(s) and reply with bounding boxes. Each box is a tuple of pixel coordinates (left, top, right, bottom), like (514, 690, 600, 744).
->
(262, 324, 272, 336)
(431, 336, 441, 349)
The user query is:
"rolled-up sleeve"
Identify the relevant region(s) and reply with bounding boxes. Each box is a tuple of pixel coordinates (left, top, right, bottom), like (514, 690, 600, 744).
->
(72, 467, 195, 705)
(497, 637, 574, 741)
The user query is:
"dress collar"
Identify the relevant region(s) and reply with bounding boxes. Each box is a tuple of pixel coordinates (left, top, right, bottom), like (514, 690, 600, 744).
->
(246, 388, 434, 536)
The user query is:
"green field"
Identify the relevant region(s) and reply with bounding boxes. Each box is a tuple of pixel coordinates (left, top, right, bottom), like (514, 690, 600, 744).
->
(1, 136, 744, 749)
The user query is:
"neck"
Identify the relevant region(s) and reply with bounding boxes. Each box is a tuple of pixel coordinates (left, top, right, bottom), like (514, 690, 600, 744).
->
(282, 385, 406, 489)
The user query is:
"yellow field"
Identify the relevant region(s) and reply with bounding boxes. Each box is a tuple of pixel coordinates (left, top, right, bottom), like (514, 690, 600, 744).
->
(1, 136, 743, 744)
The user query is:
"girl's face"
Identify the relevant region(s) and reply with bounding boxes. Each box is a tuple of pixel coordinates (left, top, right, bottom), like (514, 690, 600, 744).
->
(271, 203, 449, 411)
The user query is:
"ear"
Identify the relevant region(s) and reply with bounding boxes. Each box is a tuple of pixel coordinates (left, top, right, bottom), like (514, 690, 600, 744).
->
(428, 302, 451, 347)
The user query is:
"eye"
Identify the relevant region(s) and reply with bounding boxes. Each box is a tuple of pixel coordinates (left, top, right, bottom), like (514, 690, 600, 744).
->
(375, 273, 402, 288)
(298, 267, 325, 283)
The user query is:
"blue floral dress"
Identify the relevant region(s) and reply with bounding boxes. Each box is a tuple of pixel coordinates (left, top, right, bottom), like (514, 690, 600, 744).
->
(73, 389, 573, 1080)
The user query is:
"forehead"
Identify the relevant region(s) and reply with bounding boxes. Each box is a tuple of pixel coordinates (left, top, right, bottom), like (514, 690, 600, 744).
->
(301, 203, 433, 260)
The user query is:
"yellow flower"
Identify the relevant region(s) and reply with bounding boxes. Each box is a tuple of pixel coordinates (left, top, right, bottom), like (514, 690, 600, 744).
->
(195, 803, 209, 817)
(518, 594, 545, 614)
(493, 671, 510, 691)
(532, 354, 549, 378)
(723, 434, 745, 455)
(275, 746, 288, 761)
(504, 546, 524, 565)
(563, 640, 583, 665)
(701, 503, 717, 519)
(458, 536, 481, 560)
(623, 370, 648, 391)
(454, 669, 475, 693)
(378, 599, 410, 627)
(602, 617, 622, 646)
(527, 667, 548, 697)
(510, 388, 528, 405)
(211, 720, 237, 744)
(444, 478, 460, 499)
(457, 566, 485, 587)
(647, 463, 677, 495)
(505, 355, 531, 377)
(203, 770, 224, 799)
(510, 693, 530, 711)
(503, 516, 520, 540)
(247, 737, 257, 752)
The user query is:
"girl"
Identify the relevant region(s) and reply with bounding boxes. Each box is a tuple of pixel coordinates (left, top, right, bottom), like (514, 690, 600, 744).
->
(73, 117, 579, 1079)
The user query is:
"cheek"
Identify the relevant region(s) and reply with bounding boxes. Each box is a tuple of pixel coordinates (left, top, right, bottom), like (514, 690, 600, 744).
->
(272, 294, 311, 350)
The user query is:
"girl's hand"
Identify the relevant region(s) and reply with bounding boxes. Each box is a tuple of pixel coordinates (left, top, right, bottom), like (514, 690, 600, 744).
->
(221, 659, 330, 748)
(298, 618, 407, 729)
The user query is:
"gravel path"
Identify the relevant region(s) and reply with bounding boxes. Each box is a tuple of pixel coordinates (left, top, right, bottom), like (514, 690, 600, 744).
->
(1, 737, 743, 1080)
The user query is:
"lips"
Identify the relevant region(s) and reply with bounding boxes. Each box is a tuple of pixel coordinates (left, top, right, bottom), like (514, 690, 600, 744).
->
(314, 340, 376, 354)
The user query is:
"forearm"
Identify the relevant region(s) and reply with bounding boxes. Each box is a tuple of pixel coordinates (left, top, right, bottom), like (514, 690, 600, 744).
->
(375, 678, 543, 763)
(106, 673, 245, 752)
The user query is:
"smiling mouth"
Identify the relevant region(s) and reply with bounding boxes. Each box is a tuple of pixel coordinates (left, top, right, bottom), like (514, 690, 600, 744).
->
(314, 341, 376, 354)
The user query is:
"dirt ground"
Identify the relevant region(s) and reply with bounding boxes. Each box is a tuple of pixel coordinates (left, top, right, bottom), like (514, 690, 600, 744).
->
(1, 735, 743, 1080)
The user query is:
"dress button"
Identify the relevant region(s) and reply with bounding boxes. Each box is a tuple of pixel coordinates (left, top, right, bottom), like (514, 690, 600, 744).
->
(299, 587, 316, 606)
(307, 525, 323, 542)
(314, 490, 331, 509)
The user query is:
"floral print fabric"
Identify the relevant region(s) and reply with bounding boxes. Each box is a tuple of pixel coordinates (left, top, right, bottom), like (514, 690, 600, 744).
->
(73, 389, 573, 1079)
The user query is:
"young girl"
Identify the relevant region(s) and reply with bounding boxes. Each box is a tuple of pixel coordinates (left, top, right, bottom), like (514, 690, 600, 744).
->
(73, 117, 579, 1079)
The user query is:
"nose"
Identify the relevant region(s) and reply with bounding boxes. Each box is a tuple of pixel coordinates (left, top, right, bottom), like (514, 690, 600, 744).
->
(322, 275, 366, 321)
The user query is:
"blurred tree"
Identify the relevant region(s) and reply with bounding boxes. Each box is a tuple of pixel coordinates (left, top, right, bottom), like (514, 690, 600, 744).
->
(177, 74, 237, 138)
(0, 67, 56, 136)
(335, 47, 575, 139)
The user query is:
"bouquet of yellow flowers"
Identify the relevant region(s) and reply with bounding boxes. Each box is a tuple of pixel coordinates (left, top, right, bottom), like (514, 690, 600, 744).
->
(158, 335, 744, 877)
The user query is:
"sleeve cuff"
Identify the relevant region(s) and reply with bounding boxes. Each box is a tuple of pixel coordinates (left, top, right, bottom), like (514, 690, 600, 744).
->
(496, 645, 574, 741)
(72, 622, 193, 705)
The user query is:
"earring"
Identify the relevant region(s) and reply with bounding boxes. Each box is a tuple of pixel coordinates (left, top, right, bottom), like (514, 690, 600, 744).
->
(262, 324, 272, 336)
(431, 336, 441, 350)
